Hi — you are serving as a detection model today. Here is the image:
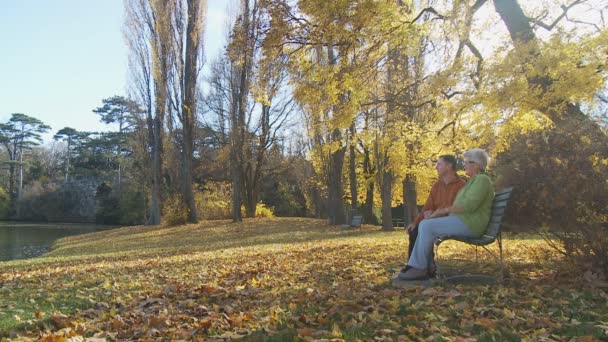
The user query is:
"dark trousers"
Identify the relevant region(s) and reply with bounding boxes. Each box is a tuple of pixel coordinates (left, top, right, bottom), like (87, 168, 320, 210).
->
(407, 224, 419, 259)
(407, 224, 435, 272)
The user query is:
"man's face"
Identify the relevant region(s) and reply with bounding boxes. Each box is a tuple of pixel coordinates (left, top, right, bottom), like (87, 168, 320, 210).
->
(435, 158, 451, 177)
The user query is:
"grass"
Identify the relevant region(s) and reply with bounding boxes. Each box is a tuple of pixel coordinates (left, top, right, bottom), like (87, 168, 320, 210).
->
(0, 217, 606, 340)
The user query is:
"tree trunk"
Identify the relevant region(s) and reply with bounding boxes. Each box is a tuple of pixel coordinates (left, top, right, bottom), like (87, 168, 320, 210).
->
(231, 163, 242, 222)
(150, 114, 163, 225)
(349, 124, 358, 212)
(313, 186, 323, 219)
(380, 167, 394, 231)
(403, 174, 418, 226)
(180, 0, 203, 224)
(362, 145, 374, 224)
(147, 0, 173, 226)
(327, 129, 347, 225)
(16, 151, 23, 219)
(229, 0, 255, 223)
(243, 181, 257, 218)
(8, 161, 15, 206)
(65, 138, 71, 183)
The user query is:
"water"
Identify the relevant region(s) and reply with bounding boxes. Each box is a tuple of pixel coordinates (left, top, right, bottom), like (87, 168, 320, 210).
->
(0, 222, 114, 262)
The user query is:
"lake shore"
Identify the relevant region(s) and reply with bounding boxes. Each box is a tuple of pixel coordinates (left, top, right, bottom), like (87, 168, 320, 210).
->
(0, 222, 117, 262)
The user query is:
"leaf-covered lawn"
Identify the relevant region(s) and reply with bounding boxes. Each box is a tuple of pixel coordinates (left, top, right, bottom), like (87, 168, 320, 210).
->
(0, 217, 606, 341)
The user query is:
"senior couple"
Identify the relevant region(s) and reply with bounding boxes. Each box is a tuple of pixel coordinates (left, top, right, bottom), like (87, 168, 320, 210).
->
(398, 148, 495, 281)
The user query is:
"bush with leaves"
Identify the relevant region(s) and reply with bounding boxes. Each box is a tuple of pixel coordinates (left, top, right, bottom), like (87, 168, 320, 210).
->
(162, 194, 190, 226)
(195, 183, 232, 220)
(0, 186, 11, 220)
(252, 202, 274, 218)
(494, 123, 608, 275)
(259, 174, 307, 217)
(95, 182, 145, 225)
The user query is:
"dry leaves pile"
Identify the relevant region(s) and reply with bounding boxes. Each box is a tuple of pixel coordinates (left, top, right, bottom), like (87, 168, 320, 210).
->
(0, 218, 606, 341)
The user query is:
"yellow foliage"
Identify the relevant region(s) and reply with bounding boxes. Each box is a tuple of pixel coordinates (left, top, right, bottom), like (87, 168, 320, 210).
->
(162, 195, 189, 226)
(253, 202, 274, 218)
(196, 184, 232, 220)
(495, 110, 553, 153)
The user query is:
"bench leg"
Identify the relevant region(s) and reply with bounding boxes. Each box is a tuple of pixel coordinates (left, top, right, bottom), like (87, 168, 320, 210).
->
(434, 239, 444, 280)
(498, 232, 504, 283)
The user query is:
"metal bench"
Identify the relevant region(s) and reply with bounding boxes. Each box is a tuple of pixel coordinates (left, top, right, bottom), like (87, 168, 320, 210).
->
(434, 187, 514, 282)
(342, 215, 363, 229)
(350, 215, 363, 228)
(391, 219, 406, 229)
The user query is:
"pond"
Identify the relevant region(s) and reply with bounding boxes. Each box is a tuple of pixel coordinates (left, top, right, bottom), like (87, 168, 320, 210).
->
(0, 222, 115, 262)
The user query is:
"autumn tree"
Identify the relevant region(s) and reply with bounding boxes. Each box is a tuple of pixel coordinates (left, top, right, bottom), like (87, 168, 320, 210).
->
(125, 0, 208, 225)
(0, 113, 50, 217)
(205, 1, 294, 221)
(124, 0, 172, 224)
(162, 0, 208, 223)
(53, 127, 88, 182)
(264, 0, 405, 225)
(224, 0, 257, 222)
(241, 55, 295, 217)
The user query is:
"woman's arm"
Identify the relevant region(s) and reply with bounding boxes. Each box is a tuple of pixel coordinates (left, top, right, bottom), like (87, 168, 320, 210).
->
(429, 203, 464, 218)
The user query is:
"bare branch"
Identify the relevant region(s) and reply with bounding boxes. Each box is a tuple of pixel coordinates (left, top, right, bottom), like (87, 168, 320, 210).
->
(464, 39, 483, 89)
(442, 91, 463, 99)
(529, 0, 587, 31)
(410, 7, 446, 24)
(471, 0, 489, 13)
(564, 15, 601, 32)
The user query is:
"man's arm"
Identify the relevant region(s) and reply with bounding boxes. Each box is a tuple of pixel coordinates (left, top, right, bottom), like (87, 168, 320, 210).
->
(406, 182, 438, 231)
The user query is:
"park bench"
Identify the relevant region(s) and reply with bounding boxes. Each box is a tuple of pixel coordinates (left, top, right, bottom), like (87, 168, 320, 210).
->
(434, 187, 514, 283)
(342, 215, 363, 229)
(391, 218, 405, 229)
(350, 215, 363, 228)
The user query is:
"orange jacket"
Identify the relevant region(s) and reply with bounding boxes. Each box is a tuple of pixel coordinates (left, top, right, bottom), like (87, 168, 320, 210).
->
(413, 177, 466, 225)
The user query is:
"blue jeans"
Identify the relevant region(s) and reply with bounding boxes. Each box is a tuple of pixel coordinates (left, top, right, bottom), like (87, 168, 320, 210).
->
(407, 215, 474, 270)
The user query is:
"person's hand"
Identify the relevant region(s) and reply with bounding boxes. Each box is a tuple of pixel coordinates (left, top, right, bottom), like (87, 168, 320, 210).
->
(428, 210, 440, 219)
(430, 207, 449, 218)
(423, 210, 433, 219)
(405, 223, 415, 233)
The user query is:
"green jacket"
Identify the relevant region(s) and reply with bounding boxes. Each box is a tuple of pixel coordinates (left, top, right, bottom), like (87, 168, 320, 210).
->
(451, 172, 494, 237)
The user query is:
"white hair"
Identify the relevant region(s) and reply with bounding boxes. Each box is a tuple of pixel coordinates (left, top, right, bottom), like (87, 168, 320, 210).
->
(464, 148, 490, 171)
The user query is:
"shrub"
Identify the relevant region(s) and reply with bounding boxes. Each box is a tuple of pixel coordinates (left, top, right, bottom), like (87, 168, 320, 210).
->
(260, 178, 307, 217)
(95, 183, 145, 225)
(162, 194, 189, 226)
(494, 123, 608, 275)
(0, 187, 10, 220)
(254, 202, 274, 218)
(196, 184, 232, 220)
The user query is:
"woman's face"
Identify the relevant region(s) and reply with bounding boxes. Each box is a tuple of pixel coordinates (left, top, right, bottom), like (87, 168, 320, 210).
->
(463, 158, 481, 177)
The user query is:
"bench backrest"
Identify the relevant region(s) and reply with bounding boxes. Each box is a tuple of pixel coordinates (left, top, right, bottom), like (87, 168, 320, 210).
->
(484, 187, 514, 238)
(351, 215, 363, 227)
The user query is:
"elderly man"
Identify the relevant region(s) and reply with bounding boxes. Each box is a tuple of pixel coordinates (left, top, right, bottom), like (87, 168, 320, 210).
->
(402, 155, 465, 276)
(400, 148, 494, 281)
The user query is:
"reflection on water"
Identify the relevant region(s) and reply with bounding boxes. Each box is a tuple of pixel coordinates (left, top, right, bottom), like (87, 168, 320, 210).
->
(0, 222, 113, 262)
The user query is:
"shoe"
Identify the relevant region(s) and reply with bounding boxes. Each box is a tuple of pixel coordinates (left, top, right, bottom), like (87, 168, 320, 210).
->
(400, 265, 412, 273)
(397, 268, 428, 281)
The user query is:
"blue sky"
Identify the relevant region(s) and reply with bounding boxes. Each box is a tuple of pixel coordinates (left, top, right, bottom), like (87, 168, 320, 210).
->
(0, 0, 228, 142)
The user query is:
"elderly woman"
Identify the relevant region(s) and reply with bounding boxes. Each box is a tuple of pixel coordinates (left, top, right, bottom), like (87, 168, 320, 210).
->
(399, 148, 495, 281)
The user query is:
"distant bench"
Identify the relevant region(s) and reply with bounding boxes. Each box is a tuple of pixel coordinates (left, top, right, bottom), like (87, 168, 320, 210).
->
(342, 215, 363, 229)
(350, 215, 363, 228)
(391, 219, 405, 228)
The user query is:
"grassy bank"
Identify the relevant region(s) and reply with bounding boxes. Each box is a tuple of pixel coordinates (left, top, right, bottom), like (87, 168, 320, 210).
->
(0, 217, 606, 340)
